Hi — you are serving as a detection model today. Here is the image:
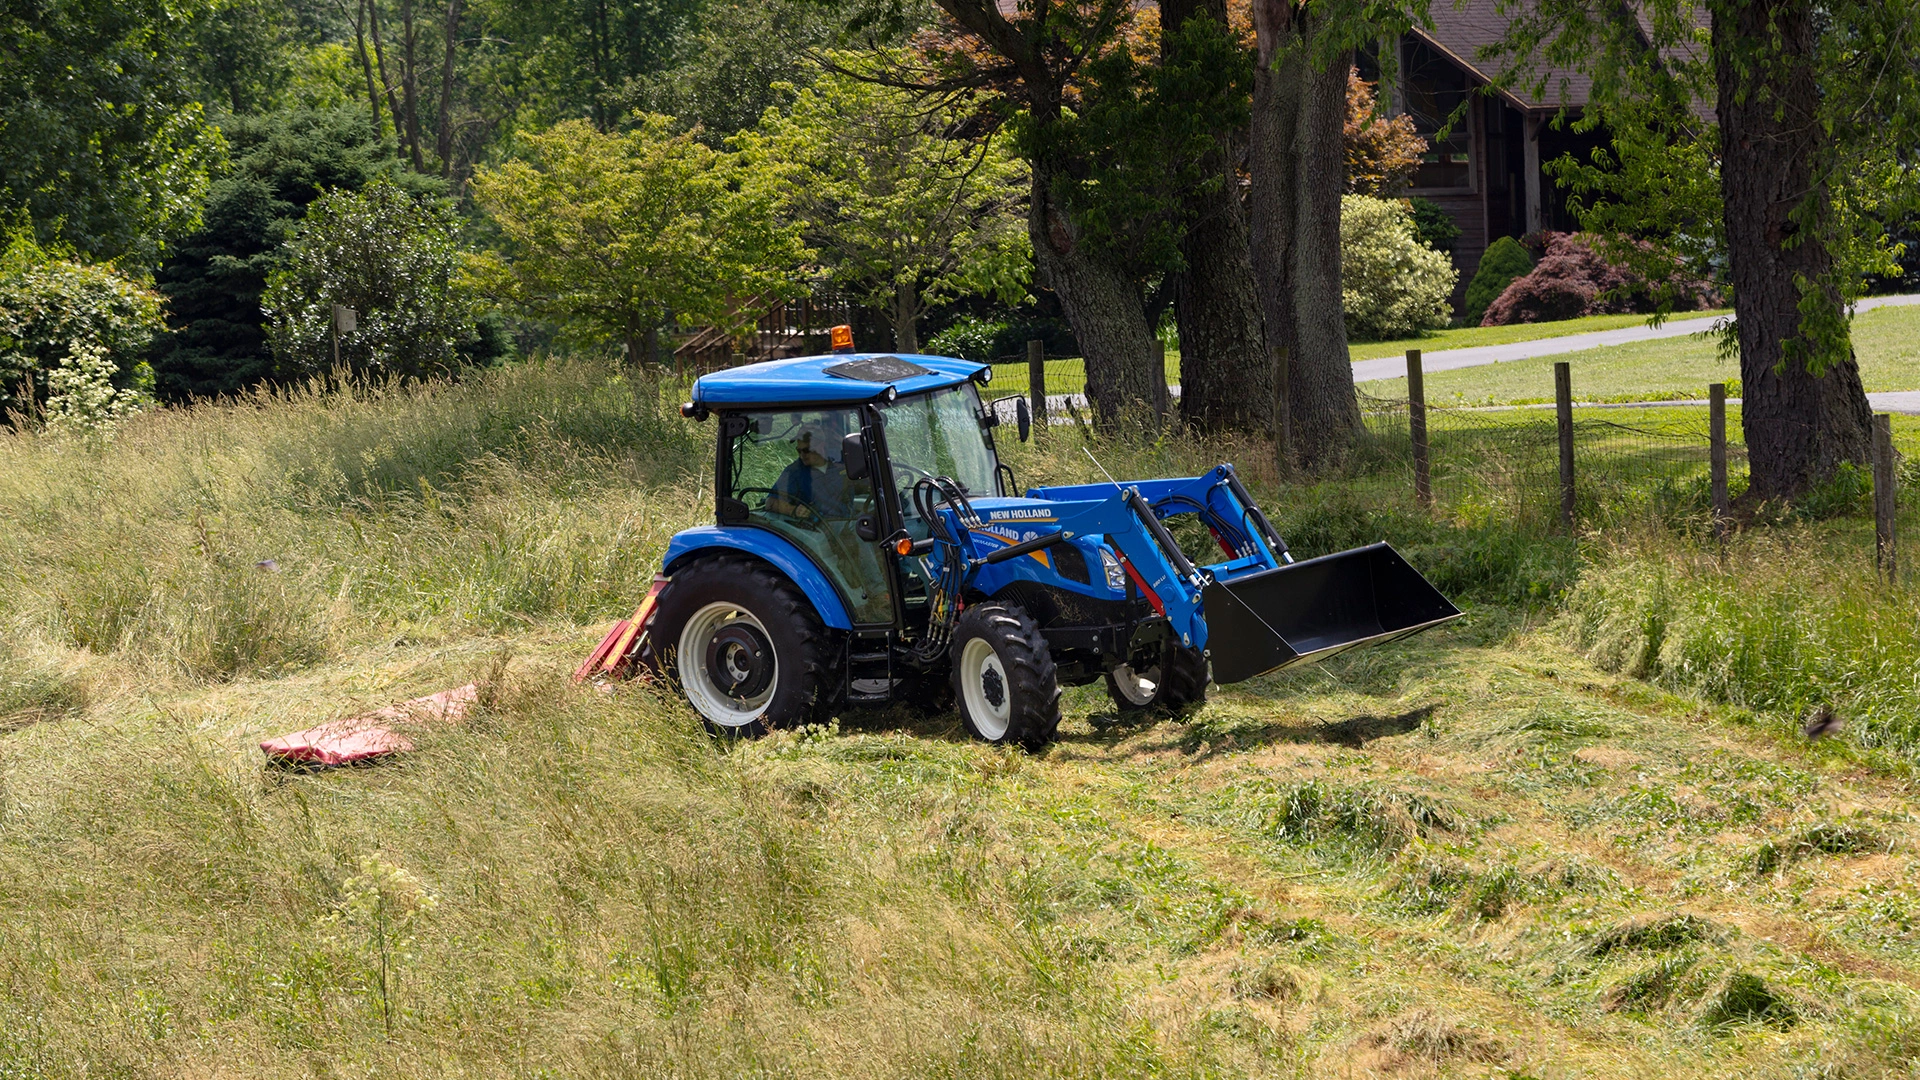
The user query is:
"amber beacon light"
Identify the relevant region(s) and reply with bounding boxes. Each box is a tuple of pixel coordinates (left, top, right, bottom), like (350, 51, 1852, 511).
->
(828, 324, 855, 353)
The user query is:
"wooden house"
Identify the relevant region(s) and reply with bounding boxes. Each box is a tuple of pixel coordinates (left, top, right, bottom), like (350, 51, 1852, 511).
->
(1363, 0, 1607, 290)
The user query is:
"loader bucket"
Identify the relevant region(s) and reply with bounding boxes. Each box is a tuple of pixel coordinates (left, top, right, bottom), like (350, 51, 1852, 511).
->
(1202, 542, 1461, 684)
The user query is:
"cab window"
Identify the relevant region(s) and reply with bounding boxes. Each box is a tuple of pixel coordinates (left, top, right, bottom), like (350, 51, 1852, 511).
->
(725, 408, 893, 625)
(879, 383, 1001, 517)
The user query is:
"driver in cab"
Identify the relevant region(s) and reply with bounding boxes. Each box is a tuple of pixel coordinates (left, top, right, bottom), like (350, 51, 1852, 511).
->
(766, 424, 850, 521)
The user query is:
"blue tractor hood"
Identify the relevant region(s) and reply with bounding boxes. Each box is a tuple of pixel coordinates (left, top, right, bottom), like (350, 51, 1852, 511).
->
(692, 352, 989, 408)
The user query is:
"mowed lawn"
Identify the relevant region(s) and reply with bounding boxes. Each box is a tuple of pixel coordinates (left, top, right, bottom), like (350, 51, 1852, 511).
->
(1358, 302, 1920, 405)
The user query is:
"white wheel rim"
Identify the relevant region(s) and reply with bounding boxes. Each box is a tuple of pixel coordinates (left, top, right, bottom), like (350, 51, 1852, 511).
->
(960, 637, 1012, 741)
(1112, 663, 1161, 707)
(678, 601, 777, 727)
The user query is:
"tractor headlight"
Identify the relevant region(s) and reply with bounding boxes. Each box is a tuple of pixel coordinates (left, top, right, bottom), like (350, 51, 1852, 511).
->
(1099, 547, 1127, 591)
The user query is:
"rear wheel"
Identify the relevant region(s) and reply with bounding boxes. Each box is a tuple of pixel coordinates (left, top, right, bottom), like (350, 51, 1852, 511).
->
(647, 555, 832, 737)
(951, 603, 1061, 750)
(1104, 643, 1209, 717)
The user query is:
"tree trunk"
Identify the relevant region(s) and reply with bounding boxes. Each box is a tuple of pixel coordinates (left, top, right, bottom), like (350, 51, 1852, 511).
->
(928, 0, 1162, 428)
(1249, 1, 1360, 472)
(435, 0, 462, 175)
(367, 0, 405, 146)
(1030, 161, 1163, 425)
(1163, 0, 1271, 434)
(348, 0, 383, 137)
(891, 280, 921, 353)
(400, 0, 425, 170)
(1713, 0, 1872, 501)
(1288, 43, 1358, 469)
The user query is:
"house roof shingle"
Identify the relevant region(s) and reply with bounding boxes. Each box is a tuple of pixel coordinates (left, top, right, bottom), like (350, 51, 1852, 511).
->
(1413, 0, 1593, 112)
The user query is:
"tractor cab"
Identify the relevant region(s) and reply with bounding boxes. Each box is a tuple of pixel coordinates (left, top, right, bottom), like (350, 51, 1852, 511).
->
(681, 351, 1021, 631)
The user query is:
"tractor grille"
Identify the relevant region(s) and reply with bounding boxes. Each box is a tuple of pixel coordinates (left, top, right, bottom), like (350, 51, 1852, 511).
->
(1051, 543, 1091, 585)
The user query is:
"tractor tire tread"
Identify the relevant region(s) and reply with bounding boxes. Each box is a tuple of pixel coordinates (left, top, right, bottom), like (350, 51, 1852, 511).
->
(644, 553, 835, 737)
(952, 602, 1061, 751)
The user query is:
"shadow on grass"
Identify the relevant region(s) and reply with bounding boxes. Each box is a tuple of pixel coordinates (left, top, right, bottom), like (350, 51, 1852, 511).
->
(1064, 704, 1436, 760)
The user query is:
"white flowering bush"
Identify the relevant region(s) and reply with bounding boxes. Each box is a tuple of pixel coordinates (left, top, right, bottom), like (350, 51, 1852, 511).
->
(43, 339, 153, 437)
(1340, 195, 1458, 341)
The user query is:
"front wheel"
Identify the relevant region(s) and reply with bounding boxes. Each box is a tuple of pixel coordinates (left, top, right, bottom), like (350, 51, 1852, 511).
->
(646, 555, 833, 737)
(950, 603, 1061, 750)
(1104, 643, 1209, 717)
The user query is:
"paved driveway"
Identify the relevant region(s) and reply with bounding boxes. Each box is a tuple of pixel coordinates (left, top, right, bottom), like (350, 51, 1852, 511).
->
(1349, 293, 1920, 383)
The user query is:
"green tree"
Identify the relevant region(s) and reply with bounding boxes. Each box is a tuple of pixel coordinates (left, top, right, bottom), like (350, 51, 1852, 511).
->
(466, 114, 806, 363)
(0, 0, 227, 264)
(0, 231, 162, 429)
(262, 179, 473, 381)
(151, 108, 438, 401)
(620, 0, 839, 142)
(741, 65, 1030, 352)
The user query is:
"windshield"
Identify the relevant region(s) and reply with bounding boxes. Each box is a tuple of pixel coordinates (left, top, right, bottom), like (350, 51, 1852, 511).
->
(880, 383, 1000, 509)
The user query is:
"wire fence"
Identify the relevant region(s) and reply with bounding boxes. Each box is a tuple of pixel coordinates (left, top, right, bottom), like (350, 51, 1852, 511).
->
(1351, 391, 1748, 531)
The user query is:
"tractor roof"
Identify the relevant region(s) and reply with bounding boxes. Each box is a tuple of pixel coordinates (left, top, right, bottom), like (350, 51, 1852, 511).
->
(691, 353, 990, 408)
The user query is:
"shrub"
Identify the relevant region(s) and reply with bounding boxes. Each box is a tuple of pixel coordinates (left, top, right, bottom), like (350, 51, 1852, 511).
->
(0, 232, 161, 431)
(925, 315, 1006, 363)
(925, 313, 1078, 364)
(1460, 235, 1533, 325)
(151, 107, 433, 401)
(263, 178, 473, 382)
(1409, 198, 1461, 254)
(1340, 195, 1457, 341)
(1481, 233, 1721, 326)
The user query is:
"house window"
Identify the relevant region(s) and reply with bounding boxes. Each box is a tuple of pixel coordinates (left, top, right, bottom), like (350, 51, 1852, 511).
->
(1402, 38, 1473, 191)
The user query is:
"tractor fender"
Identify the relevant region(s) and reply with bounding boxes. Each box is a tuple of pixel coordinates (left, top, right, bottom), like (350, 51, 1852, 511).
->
(662, 526, 853, 630)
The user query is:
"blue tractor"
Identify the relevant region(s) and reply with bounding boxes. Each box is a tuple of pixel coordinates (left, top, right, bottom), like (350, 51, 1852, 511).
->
(625, 347, 1460, 748)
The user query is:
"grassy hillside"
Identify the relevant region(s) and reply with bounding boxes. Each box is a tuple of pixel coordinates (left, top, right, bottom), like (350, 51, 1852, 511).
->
(3, 362, 1920, 1077)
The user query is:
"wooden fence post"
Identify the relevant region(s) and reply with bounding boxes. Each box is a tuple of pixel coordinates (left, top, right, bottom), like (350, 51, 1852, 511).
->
(1709, 383, 1729, 539)
(1407, 349, 1431, 508)
(1874, 413, 1897, 580)
(1555, 361, 1575, 532)
(1027, 339, 1047, 430)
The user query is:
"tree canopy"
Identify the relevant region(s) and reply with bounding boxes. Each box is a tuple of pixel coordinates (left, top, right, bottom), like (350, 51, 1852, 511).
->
(741, 64, 1031, 352)
(465, 114, 806, 363)
(0, 0, 227, 265)
(262, 179, 472, 381)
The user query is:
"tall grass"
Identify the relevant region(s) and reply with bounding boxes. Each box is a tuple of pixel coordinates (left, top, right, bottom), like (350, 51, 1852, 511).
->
(1001, 419, 1580, 607)
(1566, 529, 1920, 761)
(0, 664, 1244, 1077)
(0, 359, 706, 680)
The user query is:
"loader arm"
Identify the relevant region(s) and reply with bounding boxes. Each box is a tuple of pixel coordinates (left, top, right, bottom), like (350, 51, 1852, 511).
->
(1020, 465, 1462, 684)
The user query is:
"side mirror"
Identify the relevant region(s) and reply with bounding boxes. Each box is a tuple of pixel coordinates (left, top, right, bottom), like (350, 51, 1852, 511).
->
(1016, 396, 1032, 442)
(841, 432, 869, 481)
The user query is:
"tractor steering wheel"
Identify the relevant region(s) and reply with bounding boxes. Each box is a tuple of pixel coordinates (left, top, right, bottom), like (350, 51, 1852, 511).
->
(737, 487, 823, 530)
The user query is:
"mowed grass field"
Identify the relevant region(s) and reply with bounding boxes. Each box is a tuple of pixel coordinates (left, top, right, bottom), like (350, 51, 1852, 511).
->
(1358, 302, 1920, 406)
(4, 361, 1920, 1077)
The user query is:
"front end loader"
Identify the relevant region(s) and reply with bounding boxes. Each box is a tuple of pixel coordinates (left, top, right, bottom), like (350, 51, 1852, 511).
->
(581, 343, 1459, 748)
